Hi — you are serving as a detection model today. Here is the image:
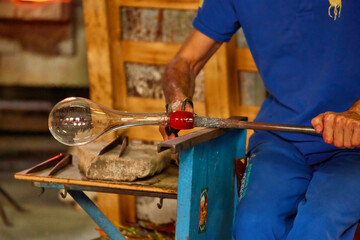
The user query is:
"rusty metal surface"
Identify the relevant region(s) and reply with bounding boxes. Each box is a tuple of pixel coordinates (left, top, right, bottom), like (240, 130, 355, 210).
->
(25, 153, 72, 177)
(194, 116, 317, 135)
(98, 135, 128, 157)
(157, 119, 248, 154)
(157, 128, 226, 153)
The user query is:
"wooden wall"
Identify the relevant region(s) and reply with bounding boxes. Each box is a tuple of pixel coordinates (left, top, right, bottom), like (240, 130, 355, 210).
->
(82, 0, 262, 230)
(83, 0, 261, 141)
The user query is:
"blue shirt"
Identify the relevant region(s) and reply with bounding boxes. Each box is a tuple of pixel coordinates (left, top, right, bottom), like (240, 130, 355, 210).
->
(193, 0, 360, 163)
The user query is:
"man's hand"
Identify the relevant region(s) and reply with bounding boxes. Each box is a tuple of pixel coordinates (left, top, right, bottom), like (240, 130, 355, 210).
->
(160, 29, 221, 141)
(311, 110, 360, 148)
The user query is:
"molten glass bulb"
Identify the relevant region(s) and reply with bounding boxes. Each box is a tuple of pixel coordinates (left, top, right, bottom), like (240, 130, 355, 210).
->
(48, 97, 171, 146)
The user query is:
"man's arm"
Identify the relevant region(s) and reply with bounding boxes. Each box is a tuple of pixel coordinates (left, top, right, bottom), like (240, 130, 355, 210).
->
(311, 98, 360, 148)
(160, 29, 222, 140)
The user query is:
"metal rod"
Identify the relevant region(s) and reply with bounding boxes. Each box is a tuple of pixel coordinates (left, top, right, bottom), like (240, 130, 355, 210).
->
(0, 186, 25, 212)
(194, 116, 317, 134)
(0, 198, 12, 226)
(67, 190, 126, 240)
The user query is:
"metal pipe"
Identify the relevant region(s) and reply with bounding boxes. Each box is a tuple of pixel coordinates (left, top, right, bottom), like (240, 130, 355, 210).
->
(194, 116, 317, 134)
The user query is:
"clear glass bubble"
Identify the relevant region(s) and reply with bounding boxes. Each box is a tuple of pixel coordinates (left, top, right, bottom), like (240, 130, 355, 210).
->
(48, 97, 168, 146)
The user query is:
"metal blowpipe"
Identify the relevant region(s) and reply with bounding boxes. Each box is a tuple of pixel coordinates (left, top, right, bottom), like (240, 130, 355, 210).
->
(48, 97, 317, 146)
(193, 116, 317, 134)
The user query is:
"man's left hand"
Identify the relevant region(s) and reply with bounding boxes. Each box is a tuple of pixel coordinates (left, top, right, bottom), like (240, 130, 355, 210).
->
(311, 111, 360, 148)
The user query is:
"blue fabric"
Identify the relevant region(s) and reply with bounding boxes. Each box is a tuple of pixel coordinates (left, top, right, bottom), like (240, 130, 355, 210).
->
(233, 132, 360, 240)
(193, 0, 360, 164)
(193, 0, 240, 42)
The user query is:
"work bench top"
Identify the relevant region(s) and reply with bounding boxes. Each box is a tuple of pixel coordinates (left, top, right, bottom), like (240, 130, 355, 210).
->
(14, 157, 179, 199)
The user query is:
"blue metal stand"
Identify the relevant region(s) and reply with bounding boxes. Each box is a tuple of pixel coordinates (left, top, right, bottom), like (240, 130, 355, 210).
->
(175, 129, 246, 240)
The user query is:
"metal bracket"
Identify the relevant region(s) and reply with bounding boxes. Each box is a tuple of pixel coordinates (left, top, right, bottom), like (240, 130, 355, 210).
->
(157, 197, 164, 209)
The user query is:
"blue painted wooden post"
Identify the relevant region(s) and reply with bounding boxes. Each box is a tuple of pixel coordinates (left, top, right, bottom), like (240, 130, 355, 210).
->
(175, 129, 247, 240)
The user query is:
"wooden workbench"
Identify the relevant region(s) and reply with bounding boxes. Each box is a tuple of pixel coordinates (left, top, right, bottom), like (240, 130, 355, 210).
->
(15, 157, 179, 199)
(15, 127, 247, 240)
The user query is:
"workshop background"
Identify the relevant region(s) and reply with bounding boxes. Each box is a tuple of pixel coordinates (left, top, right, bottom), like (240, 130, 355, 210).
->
(0, 0, 265, 239)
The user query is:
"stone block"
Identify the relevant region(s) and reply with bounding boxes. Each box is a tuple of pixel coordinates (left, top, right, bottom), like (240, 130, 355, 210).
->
(121, 7, 196, 44)
(121, 7, 161, 42)
(76, 142, 172, 181)
(162, 9, 196, 44)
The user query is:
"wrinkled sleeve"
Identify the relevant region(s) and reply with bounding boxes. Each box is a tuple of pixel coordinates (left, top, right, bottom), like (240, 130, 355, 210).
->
(192, 0, 240, 42)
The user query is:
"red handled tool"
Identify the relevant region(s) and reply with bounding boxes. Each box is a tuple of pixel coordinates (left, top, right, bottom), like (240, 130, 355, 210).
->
(25, 153, 72, 176)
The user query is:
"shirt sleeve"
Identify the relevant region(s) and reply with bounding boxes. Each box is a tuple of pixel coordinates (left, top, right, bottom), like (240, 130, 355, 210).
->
(192, 0, 240, 43)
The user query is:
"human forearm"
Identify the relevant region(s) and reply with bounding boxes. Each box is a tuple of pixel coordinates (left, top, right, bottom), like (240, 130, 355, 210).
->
(162, 56, 196, 105)
(162, 29, 221, 106)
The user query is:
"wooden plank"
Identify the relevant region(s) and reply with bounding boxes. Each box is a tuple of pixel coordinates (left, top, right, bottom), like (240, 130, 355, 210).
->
(122, 41, 181, 66)
(97, 193, 122, 226)
(116, 0, 199, 10)
(119, 195, 137, 224)
(82, 0, 126, 231)
(14, 159, 179, 194)
(236, 48, 258, 72)
(226, 36, 241, 116)
(106, 0, 135, 226)
(82, 0, 115, 108)
(203, 44, 231, 118)
(236, 105, 260, 122)
(107, 0, 128, 111)
(94, 193, 137, 226)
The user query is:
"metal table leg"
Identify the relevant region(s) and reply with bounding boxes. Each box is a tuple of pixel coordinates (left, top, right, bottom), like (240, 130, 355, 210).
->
(0, 187, 25, 212)
(67, 190, 126, 240)
(0, 198, 12, 226)
(0, 186, 26, 226)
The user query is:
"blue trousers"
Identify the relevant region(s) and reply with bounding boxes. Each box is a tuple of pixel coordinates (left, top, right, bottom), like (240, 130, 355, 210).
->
(233, 132, 360, 240)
